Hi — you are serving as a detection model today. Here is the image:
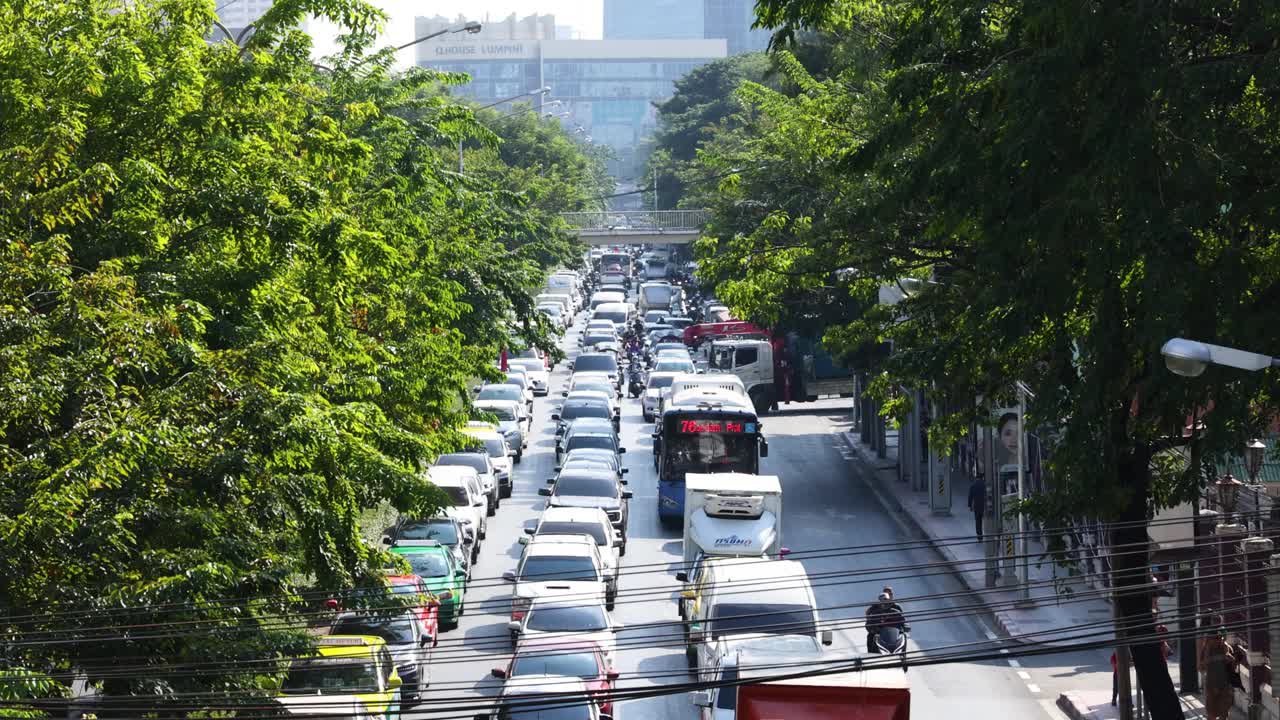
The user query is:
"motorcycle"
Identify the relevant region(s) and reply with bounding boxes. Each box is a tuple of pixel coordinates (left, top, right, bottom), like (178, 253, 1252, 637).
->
(626, 359, 646, 398)
(870, 624, 909, 670)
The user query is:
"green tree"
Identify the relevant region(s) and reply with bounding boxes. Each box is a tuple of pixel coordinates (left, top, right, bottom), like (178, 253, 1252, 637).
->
(690, 2, 1280, 714)
(0, 0, 602, 709)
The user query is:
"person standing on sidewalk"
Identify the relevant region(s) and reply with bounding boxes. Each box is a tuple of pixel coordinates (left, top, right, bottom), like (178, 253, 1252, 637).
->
(1199, 620, 1238, 720)
(967, 475, 986, 540)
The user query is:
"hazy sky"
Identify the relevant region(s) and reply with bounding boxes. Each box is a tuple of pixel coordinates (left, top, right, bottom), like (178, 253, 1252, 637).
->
(309, 1, 604, 65)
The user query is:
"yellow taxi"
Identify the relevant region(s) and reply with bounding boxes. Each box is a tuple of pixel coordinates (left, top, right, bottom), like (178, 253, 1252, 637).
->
(276, 635, 403, 719)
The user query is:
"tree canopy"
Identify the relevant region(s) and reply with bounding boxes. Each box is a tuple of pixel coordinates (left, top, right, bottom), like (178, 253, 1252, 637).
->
(673, 1, 1279, 714)
(0, 0, 603, 707)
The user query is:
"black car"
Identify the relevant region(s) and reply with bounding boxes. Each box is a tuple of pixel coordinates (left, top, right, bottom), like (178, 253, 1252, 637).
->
(539, 469, 632, 547)
(568, 353, 621, 390)
(383, 516, 472, 577)
(556, 423, 623, 465)
(552, 399, 614, 437)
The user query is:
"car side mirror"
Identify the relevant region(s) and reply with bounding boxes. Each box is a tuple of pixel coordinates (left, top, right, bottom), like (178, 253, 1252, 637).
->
(675, 572, 688, 582)
(779, 547, 792, 557)
(546, 478, 556, 484)
(690, 691, 712, 708)
(611, 622, 624, 632)
(538, 488, 551, 496)
(523, 527, 536, 535)
(621, 491, 633, 499)
(606, 670, 620, 681)
(420, 635, 431, 647)
(551, 413, 560, 420)
(651, 432, 660, 439)
(455, 569, 466, 578)
(387, 674, 402, 690)
(507, 621, 522, 633)
(553, 465, 562, 472)
(502, 570, 516, 582)
(621, 468, 629, 474)
(491, 667, 508, 679)
(474, 500, 486, 508)
(381, 535, 393, 546)
(617, 447, 626, 454)
(759, 438, 769, 458)
(821, 629, 834, 646)
(613, 539, 624, 548)
(619, 479, 628, 485)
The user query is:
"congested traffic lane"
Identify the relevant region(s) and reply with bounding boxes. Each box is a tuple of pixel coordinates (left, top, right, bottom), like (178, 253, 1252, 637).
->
(419, 313, 1068, 720)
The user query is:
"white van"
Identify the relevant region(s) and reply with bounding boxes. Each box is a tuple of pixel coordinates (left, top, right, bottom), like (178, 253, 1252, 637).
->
(535, 292, 575, 319)
(428, 465, 489, 548)
(591, 302, 630, 331)
(589, 291, 626, 311)
(683, 558, 827, 673)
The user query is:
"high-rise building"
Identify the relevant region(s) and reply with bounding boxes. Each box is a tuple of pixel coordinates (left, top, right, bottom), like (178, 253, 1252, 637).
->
(416, 13, 557, 42)
(603, 0, 769, 55)
(603, 0, 703, 40)
(417, 20, 727, 180)
(702, 0, 770, 54)
(213, 0, 275, 42)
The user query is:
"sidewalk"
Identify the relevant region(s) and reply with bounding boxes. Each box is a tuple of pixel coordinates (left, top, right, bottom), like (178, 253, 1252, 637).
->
(841, 429, 1261, 720)
(841, 430, 1112, 648)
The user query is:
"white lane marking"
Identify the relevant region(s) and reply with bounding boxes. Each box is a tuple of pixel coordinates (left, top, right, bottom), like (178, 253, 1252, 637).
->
(1017, 671, 1031, 680)
(1007, 657, 1021, 668)
(984, 630, 998, 640)
(1026, 683, 1041, 694)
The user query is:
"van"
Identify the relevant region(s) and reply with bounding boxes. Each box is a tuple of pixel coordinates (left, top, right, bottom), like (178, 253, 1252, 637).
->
(638, 282, 676, 315)
(535, 293, 574, 319)
(683, 558, 826, 673)
(591, 302, 630, 331)
(589, 291, 626, 311)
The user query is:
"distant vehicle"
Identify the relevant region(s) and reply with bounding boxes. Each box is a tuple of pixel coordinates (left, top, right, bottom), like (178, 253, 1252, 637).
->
(472, 398, 528, 461)
(461, 427, 514, 497)
(483, 676, 610, 720)
(654, 400, 767, 523)
(427, 465, 487, 558)
(540, 468, 632, 550)
(434, 451, 499, 515)
(507, 358, 550, 396)
(383, 516, 471, 577)
(507, 599, 623, 665)
(491, 641, 619, 717)
(387, 540, 467, 629)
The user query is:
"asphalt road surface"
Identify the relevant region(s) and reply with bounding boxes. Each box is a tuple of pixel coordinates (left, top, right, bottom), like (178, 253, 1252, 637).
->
(413, 314, 1095, 719)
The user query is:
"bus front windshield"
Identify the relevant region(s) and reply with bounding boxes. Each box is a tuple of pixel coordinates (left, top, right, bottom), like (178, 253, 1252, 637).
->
(662, 416, 758, 477)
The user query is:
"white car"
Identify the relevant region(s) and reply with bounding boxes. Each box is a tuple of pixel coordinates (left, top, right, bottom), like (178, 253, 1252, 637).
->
(525, 506, 622, 585)
(537, 303, 568, 329)
(463, 427, 514, 498)
(642, 371, 681, 422)
(488, 677, 606, 720)
(508, 358, 551, 396)
(507, 598, 622, 665)
(474, 399, 528, 461)
(427, 466, 487, 557)
(504, 534, 611, 629)
(501, 371, 535, 413)
(434, 451, 499, 515)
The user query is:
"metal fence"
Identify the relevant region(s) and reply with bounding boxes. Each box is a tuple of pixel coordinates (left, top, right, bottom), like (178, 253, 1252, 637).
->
(561, 210, 707, 232)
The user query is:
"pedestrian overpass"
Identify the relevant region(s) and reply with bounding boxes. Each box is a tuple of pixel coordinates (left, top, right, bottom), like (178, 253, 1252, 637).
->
(562, 210, 706, 246)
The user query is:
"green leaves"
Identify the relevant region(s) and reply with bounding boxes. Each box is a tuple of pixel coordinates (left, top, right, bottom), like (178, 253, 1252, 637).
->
(0, 0, 604, 706)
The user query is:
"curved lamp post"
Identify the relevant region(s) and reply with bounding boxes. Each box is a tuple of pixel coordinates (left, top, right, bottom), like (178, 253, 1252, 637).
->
(1160, 338, 1279, 378)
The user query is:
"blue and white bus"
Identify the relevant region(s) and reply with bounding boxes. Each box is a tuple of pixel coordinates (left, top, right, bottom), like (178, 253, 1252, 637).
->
(654, 402, 768, 523)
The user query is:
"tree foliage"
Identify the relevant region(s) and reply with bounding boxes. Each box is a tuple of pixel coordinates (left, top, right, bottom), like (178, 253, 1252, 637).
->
(687, 1, 1279, 713)
(0, 0, 604, 706)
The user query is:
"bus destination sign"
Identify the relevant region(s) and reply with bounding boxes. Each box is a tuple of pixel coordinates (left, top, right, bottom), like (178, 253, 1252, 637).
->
(677, 419, 755, 434)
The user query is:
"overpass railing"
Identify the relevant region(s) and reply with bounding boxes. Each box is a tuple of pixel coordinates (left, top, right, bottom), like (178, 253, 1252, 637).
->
(562, 210, 707, 233)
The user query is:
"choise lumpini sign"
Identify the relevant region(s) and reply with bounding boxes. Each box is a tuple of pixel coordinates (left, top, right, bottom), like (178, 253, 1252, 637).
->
(432, 42, 537, 60)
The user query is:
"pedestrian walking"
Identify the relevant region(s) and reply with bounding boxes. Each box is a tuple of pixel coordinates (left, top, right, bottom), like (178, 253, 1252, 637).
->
(968, 476, 986, 540)
(1199, 619, 1238, 720)
(1110, 650, 1119, 706)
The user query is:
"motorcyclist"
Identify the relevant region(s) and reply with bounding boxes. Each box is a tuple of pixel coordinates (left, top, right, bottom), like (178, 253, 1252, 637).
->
(865, 588, 906, 653)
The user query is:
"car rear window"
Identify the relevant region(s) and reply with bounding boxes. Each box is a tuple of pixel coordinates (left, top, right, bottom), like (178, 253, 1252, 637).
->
(397, 520, 458, 544)
(561, 403, 610, 420)
(511, 650, 599, 678)
(574, 355, 618, 373)
(437, 454, 489, 473)
(709, 603, 816, 639)
(564, 436, 615, 454)
(554, 475, 617, 498)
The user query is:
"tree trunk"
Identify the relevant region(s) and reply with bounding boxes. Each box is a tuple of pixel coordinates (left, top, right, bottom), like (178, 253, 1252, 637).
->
(1112, 441, 1181, 718)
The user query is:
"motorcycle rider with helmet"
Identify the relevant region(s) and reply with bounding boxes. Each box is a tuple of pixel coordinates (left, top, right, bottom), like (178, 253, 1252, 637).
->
(865, 587, 906, 653)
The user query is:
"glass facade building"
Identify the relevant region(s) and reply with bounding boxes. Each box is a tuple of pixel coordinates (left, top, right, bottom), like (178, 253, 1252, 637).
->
(604, 0, 770, 55)
(418, 36, 727, 179)
(603, 0, 704, 40)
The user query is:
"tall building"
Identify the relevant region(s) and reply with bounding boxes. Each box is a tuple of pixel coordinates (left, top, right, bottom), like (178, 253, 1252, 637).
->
(213, 0, 275, 42)
(603, 0, 703, 40)
(603, 0, 769, 55)
(416, 13, 557, 42)
(417, 19, 727, 180)
(702, 0, 770, 54)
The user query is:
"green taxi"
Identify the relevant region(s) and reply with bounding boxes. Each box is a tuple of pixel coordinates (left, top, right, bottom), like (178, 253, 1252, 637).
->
(276, 635, 402, 718)
(390, 540, 467, 629)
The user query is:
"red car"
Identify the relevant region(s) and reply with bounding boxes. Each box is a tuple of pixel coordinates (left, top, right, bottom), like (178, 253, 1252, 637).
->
(492, 640, 619, 714)
(385, 573, 440, 648)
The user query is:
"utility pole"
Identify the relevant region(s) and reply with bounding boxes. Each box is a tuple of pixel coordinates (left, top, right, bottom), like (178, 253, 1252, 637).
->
(1015, 381, 1034, 605)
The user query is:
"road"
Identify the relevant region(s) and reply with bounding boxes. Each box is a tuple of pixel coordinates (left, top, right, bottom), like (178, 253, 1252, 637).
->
(414, 315, 1094, 718)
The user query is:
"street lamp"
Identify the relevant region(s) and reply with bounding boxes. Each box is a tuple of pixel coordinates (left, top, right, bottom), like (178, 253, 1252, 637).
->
(1245, 439, 1266, 484)
(1215, 473, 1243, 521)
(312, 22, 482, 72)
(1160, 338, 1280, 378)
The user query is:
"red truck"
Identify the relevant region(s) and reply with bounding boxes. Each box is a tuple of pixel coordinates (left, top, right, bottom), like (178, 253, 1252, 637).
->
(693, 663, 910, 720)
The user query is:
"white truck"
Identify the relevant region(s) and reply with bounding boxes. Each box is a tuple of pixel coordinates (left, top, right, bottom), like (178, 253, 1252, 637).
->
(682, 473, 783, 567)
(707, 338, 854, 415)
(677, 474, 785, 632)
